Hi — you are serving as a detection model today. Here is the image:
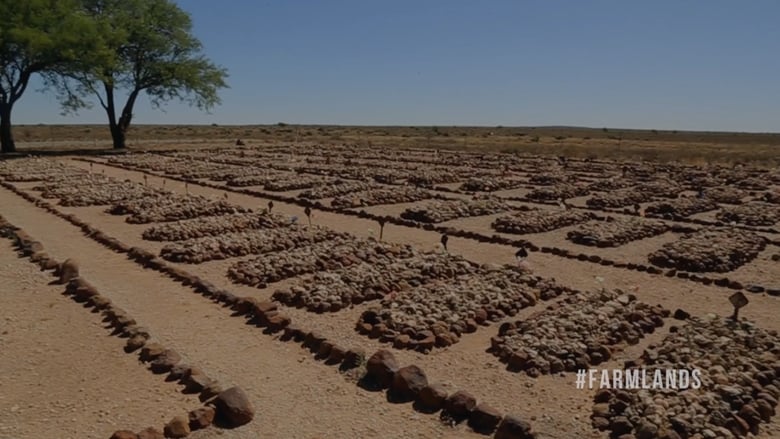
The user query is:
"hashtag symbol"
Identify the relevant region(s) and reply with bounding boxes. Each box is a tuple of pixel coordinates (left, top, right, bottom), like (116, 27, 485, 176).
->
(576, 369, 587, 389)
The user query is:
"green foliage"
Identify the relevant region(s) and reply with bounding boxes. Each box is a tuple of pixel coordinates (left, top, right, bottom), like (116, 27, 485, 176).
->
(48, 0, 228, 147)
(0, 0, 98, 151)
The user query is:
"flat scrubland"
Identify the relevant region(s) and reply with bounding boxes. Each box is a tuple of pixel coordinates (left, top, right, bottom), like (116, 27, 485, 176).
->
(11, 124, 780, 165)
(0, 140, 778, 439)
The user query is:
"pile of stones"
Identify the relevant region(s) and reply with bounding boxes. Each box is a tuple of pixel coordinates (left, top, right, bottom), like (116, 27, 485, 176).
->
(407, 170, 461, 187)
(273, 252, 482, 312)
(716, 203, 780, 227)
(297, 180, 382, 199)
(761, 191, 780, 205)
(356, 267, 570, 351)
(529, 173, 571, 186)
(638, 181, 683, 199)
(35, 176, 164, 207)
(704, 187, 747, 204)
(109, 195, 250, 224)
(645, 197, 718, 218)
(0, 157, 85, 181)
(567, 217, 669, 247)
(225, 171, 290, 187)
(159, 226, 350, 263)
(263, 175, 337, 192)
(491, 209, 594, 235)
(331, 187, 437, 209)
(588, 178, 633, 192)
(400, 198, 510, 223)
(490, 289, 668, 376)
(587, 188, 654, 209)
(526, 184, 589, 202)
(460, 177, 525, 192)
(228, 238, 415, 287)
(142, 212, 289, 241)
(592, 315, 780, 438)
(648, 228, 767, 272)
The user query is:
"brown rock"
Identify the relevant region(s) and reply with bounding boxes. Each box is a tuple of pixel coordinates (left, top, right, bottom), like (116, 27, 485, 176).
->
(393, 334, 411, 349)
(495, 414, 535, 439)
(266, 313, 291, 331)
(213, 386, 255, 427)
(164, 415, 190, 438)
(201, 381, 224, 402)
(445, 390, 477, 418)
(149, 349, 181, 373)
(342, 348, 366, 369)
(366, 349, 399, 388)
(188, 406, 215, 430)
(41, 258, 60, 270)
(469, 403, 503, 433)
(110, 431, 138, 439)
(417, 383, 448, 412)
(168, 364, 191, 381)
(136, 427, 164, 439)
(58, 258, 79, 284)
(125, 335, 147, 353)
(391, 365, 428, 401)
(139, 343, 166, 362)
(327, 345, 347, 364)
(89, 295, 112, 310)
(184, 368, 213, 393)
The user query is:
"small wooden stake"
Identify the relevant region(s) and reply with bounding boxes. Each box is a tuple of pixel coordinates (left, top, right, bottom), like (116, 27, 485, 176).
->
(729, 292, 748, 321)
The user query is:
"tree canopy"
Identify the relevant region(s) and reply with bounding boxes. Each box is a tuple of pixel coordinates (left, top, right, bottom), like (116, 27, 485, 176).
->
(0, 0, 97, 152)
(1, 0, 228, 153)
(50, 0, 228, 149)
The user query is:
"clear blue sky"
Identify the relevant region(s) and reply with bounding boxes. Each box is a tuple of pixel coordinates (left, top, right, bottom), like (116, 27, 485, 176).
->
(15, 0, 780, 132)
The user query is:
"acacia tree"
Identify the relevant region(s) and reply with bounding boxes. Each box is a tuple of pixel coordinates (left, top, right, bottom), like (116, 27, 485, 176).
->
(0, 0, 94, 153)
(53, 0, 228, 149)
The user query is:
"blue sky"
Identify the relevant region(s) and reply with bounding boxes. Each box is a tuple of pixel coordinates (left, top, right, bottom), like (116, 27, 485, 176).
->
(14, 0, 780, 132)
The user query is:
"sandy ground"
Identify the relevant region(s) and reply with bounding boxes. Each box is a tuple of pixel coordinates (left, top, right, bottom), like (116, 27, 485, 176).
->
(1, 154, 778, 439)
(0, 239, 199, 439)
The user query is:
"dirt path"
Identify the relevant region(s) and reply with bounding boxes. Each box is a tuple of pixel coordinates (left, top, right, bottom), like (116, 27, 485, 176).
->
(0, 239, 198, 439)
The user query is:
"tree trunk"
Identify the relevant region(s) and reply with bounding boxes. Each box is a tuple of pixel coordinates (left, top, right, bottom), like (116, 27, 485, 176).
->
(113, 89, 139, 150)
(101, 83, 127, 149)
(0, 103, 15, 153)
(110, 123, 126, 149)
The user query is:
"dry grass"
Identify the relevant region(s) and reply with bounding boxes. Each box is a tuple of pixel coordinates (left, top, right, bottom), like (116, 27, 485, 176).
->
(12, 123, 780, 166)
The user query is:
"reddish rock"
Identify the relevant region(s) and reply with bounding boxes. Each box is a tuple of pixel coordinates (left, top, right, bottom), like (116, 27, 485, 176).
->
(327, 345, 347, 364)
(184, 368, 213, 393)
(495, 414, 536, 439)
(266, 313, 291, 331)
(136, 427, 164, 439)
(213, 386, 255, 427)
(168, 363, 191, 381)
(188, 406, 215, 430)
(417, 383, 448, 412)
(342, 348, 366, 369)
(164, 415, 190, 438)
(445, 390, 477, 418)
(89, 295, 112, 310)
(124, 335, 147, 353)
(41, 258, 60, 270)
(139, 343, 166, 362)
(58, 258, 79, 284)
(110, 431, 138, 439)
(201, 381, 224, 402)
(469, 403, 503, 433)
(366, 349, 399, 388)
(393, 334, 411, 349)
(391, 365, 428, 401)
(149, 349, 181, 373)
